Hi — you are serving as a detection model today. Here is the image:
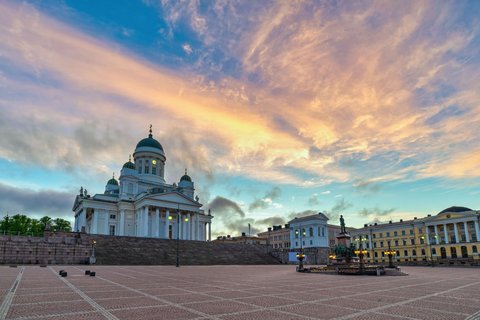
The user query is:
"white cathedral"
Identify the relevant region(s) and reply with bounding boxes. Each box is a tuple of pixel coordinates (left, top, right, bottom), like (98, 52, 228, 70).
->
(72, 127, 213, 241)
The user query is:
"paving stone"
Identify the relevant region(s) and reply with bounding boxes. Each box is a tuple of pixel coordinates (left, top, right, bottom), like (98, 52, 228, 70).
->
(380, 305, 467, 320)
(220, 309, 310, 320)
(185, 300, 260, 315)
(111, 305, 200, 320)
(277, 302, 357, 319)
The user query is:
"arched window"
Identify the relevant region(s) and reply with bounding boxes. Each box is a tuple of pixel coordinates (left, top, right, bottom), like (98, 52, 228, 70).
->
(450, 247, 457, 258)
(440, 247, 447, 258)
(461, 246, 468, 258)
(412, 249, 417, 256)
(473, 245, 478, 253)
(309, 227, 313, 237)
(432, 248, 437, 255)
(137, 160, 142, 174)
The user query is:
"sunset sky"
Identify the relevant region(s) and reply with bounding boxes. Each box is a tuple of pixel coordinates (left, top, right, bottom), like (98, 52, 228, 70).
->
(0, 1, 479, 237)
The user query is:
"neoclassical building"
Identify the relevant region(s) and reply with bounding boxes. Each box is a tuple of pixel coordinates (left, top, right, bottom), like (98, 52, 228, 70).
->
(72, 127, 213, 241)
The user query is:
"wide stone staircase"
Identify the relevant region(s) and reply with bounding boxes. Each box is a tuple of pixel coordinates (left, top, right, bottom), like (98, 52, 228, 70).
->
(91, 235, 281, 265)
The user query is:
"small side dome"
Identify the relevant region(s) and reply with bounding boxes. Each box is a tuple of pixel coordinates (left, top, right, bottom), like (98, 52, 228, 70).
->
(180, 168, 192, 182)
(438, 206, 472, 214)
(122, 155, 135, 170)
(107, 173, 119, 186)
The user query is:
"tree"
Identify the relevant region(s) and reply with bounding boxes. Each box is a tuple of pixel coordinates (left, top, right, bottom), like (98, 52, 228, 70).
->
(52, 218, 71, 232)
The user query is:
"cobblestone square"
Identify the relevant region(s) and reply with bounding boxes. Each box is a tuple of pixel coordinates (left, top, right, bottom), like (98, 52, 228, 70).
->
(0, 265, 479, 319)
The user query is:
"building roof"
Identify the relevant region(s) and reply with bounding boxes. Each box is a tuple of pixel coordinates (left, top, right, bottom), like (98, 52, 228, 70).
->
(288, 212, 329, 224)
(136, 136, 164, 151)
(438, 206, 472, 214)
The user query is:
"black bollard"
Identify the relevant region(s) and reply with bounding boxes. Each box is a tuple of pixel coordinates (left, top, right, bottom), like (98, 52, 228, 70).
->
(58, 270, 64, 275)
(60, 271, 67, 277)
(85, 270, 90, 275)
(89, 271, 96, 277)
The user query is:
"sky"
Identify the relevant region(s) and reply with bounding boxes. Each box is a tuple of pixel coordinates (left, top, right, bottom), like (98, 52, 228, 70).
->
(0, 0, 479, 237)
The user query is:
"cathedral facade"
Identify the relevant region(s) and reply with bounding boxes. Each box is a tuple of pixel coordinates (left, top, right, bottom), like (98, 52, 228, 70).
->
(72, 127, 213, 241)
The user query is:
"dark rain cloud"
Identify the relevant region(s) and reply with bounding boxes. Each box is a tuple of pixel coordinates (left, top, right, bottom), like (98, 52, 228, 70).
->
(0, 182, 73, 218)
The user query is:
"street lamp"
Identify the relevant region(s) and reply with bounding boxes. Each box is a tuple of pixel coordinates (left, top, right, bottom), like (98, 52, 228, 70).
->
(172, 210, 189, 267)
(354, 235, 368, 274)
(90, 240, 97, 265)
(421, 234, 437, 267)
(295, 227, 306, 270)
(384, 242, 396, 268)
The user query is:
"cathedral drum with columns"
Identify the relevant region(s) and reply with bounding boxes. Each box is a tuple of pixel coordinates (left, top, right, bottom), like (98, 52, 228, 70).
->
(72, 127, 213, 241)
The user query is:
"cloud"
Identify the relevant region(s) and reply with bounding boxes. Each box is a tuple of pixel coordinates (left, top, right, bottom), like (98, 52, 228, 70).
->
(182, 43, 193, 55)
(256, 216, 285, 227)
(358, 207, 395, 222)
(324, 198, 353, 221)
(208, 196, 245, 217)
(353, 179, 381, 194)
(248, 187, 281, 211)
(307, 194, 320, 206)
(0, 182, 73, 219)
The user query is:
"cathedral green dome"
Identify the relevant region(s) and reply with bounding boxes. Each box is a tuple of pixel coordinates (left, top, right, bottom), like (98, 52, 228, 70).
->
(180, 174, 192, 182)
(122, 161, 135, 170)
(136, 137, 164, 151)
(107, 177, 118, 186)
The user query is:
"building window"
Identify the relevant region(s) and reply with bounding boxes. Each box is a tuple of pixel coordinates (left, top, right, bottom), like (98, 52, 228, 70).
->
(412, 249, 417, 256)
(144, 160, 149, 174)
(421, 249, 426, 255)
(152, 162, 157, 175)
(432, 248, 437, 255)
(411, 239, 415, 245)
(420, 238, 424, 245)
(109, 225, 116, 236)
(396, 250, 400, 256)
(450, 247, 457, 259)
(373, 234, 376, 238)
(110, 214, 116, 220)
(402, 230, 406, 235)
(461, 246, 468, 258)
(404, 250, 408, 257)
(379, 233, 383, 238)
(419, 228, 423, 234)
(394, 231, 398, 236)
(310, 240, 313, 245)
(295, 241, 298, 247)
(137, 160, 142, 173)
(373, 242, 377, 248)
(309, 227, 313, 237)
(295, 230, 299, 238)
(403, 240, 407, 246)
(395, 240, 398, 246)
(473, 246, 478, 253)
(410, 229, 414, 235)
(386, 232, 390, 237)
(374, 252, 378, 257)
(380, 241, 384, 247)
(381, 252, 385, 257)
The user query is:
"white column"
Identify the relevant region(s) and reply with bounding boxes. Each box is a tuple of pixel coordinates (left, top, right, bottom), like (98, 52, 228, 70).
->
(191, 214, 196, 240)
(475, 221, 480, 242)
(453, 223, 459, 243)
(187, 213, 191, 240)
(165, 210, 170, 239)
(208, 222, 211, 241)
(119, 209, 125, 236)
(143, 206, 149, 237)
(154, 208, 159, 237)
(464, 221, 470, 242)
(426, 226, 430, 245)
(92, 209, 98, 234)
(434, 225, 439, 244)
(443, 224, 449, 244)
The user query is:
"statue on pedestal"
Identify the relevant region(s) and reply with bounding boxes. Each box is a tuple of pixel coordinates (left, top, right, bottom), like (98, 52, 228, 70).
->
(340, 215, 346, 234)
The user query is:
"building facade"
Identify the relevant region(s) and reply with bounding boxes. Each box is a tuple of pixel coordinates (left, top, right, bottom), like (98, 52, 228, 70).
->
(288, 213, 330, 264)
(257, 224, 290, 249)
(350, 206, 479, 265)
(73, 127, 213, 241)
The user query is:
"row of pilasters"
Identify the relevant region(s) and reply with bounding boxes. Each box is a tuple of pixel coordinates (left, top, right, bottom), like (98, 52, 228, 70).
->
(134, 206, 212, 241)
(426, 220, 480, 245)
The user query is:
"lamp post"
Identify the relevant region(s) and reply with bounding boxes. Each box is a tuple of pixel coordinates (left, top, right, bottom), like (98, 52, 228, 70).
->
(427, 234, 437, 267)
(295, 226, 306, 271)
(384, 242, 396, 268)
(90, 239, 97, 265)
(171, 207, 189, 268)
(354, 235, 368, 274)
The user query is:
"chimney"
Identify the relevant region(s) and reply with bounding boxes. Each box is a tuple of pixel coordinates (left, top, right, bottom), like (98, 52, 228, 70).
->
(268, 227, 272, 232)
(227, 235, 230, 238)
(427, 214, 431, 217)
(414, 217, 417, 220)
(400, 219, 403, 222)
(374, 223, 378, 226)
(364, 224, 368, 227)
(241, 232, 246, 237)
(389, 220, 392, 224)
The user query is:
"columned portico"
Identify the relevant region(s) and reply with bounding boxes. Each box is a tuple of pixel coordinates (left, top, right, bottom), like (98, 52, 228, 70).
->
(453, 223, 459, 243)
(165, 210, 170, 239)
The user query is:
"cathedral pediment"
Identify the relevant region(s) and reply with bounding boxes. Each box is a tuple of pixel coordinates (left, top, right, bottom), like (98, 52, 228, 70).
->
(424, 211, 478, 223)
(139, 191, 202, 208)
